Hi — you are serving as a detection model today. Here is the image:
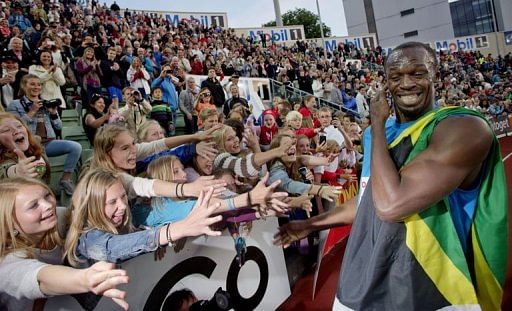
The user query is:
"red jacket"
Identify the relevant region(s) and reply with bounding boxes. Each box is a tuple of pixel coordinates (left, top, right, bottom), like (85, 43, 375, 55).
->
(259, 125, 278, 145)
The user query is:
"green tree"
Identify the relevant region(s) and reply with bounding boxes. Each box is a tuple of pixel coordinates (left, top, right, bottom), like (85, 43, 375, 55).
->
(263, 7, 331, 39)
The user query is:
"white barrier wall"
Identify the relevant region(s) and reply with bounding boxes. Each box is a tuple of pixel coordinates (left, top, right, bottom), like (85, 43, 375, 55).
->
(45, 218, 290, 310)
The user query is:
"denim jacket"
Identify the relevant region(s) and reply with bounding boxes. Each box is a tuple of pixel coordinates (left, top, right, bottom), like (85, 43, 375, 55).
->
(269, 162, 310, 195)
(7, 97, 62, 139)
(77, 227, 163, 264)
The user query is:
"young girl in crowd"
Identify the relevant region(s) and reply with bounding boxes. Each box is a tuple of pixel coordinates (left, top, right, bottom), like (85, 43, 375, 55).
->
(75, 47, 102, 105)
(0, 177, 129, 310)
(134, 120, 214, 176)
(194, 88, 216, 129)
(64, 169, 225, 265)
(257, 109, 279, 151)
(212, 124, 294, 179)
(126, 57, 151, 99)
(268, 133, 339, 202)
(89, 123, 222, 200)
(298, 95, 318, 128)
(286, 111, 320, 140)
(0, 113, 49, 182)
(83, 94, 117, 145)
(28, 50, 66, 110)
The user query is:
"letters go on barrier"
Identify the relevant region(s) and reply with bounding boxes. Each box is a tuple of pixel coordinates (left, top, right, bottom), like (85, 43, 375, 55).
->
(45, 218, 290, 311)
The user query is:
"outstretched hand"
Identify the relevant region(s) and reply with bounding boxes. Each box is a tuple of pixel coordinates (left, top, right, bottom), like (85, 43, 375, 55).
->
(172, 187, 223, 240)
(84, 261, 130, 310)
(319, 186, 340, 202)
(249, 172, 289, 215)
(196, 141, 218, 161)
(187, 176, 227, 197)
(273, 220, 312, 248)
(195, 124, 223, 141)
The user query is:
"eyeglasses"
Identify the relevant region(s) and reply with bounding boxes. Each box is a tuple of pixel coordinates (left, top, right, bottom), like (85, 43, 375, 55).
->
(202, 93, 211, 97)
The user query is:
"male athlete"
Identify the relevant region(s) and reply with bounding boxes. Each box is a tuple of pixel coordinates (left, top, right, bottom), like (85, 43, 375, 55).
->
(274, 42, 508, 310)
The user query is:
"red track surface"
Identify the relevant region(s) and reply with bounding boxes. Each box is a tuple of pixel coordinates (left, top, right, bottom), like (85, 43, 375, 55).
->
(279, 137, 512, 310)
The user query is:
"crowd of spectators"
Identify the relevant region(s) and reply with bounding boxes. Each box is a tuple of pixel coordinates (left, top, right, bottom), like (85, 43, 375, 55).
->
(0, 0, 512, 309)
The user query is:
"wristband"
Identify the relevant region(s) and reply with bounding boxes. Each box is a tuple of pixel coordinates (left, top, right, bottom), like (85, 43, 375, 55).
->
(317, 185, 324, 197)
(166, 223, 175, 246)
(226, 198, 235, 210)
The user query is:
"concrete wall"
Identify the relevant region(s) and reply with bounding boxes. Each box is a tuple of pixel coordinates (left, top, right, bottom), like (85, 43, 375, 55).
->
(495, 0, 512, 32)
(372, 0, 455, 47)
(343, 0, 369, 35)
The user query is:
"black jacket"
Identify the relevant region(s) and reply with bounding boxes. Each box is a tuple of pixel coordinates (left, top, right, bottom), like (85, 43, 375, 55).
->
(201, 78, 225, 108)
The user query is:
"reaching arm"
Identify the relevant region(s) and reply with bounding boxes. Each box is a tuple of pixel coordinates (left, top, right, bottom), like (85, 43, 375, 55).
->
(37, 262, 129, 310)
(273, 197, 357, 247)
(162, 124, 222, 149)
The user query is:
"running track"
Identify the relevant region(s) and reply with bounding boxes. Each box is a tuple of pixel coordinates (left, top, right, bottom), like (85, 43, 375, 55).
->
(279, 137, 512, 310)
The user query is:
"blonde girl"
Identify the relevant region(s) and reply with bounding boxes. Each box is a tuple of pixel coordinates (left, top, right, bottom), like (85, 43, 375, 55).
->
(0, 177, 129, 310)
(64, 169, 224, 266)
(211, 124, 294, 179)
(89, 123, 223, 200)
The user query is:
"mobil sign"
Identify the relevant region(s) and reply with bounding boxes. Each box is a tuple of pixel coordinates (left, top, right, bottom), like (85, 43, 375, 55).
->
(434, 35, 489, 52)
(235, 26, 305, 44)
(306, 34, 378, 52)
(323, 34, 377, 52)
(141, 10, 228, 28)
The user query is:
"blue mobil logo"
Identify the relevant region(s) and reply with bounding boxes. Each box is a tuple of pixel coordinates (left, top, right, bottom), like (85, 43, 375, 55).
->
(248, 28, 303, 43)
(324, 36, 376, 52)
(435, 36, 488, 51)
(156, 14, 225, 28)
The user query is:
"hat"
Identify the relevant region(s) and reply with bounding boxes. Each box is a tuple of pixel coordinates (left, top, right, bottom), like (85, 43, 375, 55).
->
(1, 54, 19, 63)
(263, 109, 276, 118)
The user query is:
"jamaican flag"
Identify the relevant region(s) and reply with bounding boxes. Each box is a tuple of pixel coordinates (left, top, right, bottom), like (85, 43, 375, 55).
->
(337, 107, 508, 310)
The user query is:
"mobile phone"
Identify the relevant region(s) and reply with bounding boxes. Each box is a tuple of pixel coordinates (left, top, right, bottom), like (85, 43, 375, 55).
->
(319, 135, 327, 145)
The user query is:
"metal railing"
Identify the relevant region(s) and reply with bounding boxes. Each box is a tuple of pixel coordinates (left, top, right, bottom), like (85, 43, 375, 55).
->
(268, 79, 361, 118)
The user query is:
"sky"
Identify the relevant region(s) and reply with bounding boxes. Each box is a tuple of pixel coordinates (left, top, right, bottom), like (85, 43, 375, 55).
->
(104, 0, 349, 36)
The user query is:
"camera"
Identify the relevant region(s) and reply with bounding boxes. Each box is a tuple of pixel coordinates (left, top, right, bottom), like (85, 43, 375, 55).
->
(165, 69, 172, 75)
(189, 288, 231, 311)
(131, 90, 143, 103)
(41, 99, 61, 109)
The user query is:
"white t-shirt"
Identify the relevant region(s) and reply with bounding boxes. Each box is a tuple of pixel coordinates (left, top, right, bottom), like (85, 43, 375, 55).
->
(0, 246, 63, 310)
(323, 125, 345, 148)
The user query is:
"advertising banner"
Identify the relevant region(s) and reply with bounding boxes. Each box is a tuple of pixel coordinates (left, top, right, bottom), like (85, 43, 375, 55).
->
(434, 34, 489, 52)
(488, 114, 512, 138)
(307, 34, 378, 52)
(505, 31, 512, 46)
(137, 10, 228, 28)
(45, 218, 290, 310)
(234, 26, 305, 45)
